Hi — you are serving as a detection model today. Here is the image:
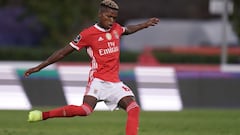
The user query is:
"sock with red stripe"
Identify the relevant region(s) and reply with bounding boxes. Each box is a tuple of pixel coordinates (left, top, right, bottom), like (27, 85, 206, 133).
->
(42, 103, 93, 120)
(126, 101, 140, 135)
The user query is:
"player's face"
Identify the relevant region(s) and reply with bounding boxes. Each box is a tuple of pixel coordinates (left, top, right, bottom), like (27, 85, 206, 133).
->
(98, 8, 118, 30)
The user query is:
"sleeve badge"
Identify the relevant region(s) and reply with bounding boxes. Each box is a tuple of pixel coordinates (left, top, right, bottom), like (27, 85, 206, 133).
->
(73, 34, 81, 44)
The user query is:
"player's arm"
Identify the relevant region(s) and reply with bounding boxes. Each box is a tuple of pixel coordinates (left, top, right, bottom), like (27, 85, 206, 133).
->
(24, 45, 75, 77)
(123, 17, 159, 35)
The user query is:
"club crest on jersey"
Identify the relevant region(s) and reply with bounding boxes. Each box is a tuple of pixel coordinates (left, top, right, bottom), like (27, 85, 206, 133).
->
(113, 30, 119, 39)
(73, 34, 81, 44)
(105, 33, 112, 40)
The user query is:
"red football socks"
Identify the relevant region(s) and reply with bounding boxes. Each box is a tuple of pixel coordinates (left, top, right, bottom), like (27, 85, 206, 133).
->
(42, 103, 93, 120)
(41, 101, 140, 135)
(126, 101, 140, 135)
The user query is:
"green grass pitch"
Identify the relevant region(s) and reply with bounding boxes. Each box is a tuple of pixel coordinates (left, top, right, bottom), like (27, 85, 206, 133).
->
(0, 109, 240, 135)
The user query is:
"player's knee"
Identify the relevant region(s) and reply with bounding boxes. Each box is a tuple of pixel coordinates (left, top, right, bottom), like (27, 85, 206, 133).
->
(81, 103, 93, 116)
(126, 101, 140, 115)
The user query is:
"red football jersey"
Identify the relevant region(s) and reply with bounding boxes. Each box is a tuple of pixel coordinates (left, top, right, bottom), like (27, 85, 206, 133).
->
(69, 23, 125, 82)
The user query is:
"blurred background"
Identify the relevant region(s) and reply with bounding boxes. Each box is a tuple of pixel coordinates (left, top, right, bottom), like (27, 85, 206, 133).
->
(0, 0, 240, 110)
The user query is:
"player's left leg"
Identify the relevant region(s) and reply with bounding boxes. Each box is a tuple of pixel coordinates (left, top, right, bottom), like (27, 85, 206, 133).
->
(118, 96, 140, 135)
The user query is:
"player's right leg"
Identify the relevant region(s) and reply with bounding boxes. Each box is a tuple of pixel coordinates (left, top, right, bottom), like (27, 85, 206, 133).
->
(28, 95, 97, 122)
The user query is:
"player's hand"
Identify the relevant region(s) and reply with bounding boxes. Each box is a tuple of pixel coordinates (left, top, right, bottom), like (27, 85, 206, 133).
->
(24, 67, 40, 77)
(144, 18, 160, 28)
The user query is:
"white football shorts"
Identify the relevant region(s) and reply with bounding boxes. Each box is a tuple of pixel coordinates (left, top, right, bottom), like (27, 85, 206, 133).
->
(85, 78, 135, 110)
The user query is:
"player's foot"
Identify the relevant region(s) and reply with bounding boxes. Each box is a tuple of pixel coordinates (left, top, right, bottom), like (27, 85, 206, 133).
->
(28, 110, 43, 122)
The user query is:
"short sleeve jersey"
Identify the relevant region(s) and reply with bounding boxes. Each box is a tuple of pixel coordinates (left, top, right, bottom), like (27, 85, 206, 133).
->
(70, 23, 125, 82)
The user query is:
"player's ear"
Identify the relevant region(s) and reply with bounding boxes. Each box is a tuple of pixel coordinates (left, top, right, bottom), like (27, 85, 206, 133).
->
(98, 9, 103, 19)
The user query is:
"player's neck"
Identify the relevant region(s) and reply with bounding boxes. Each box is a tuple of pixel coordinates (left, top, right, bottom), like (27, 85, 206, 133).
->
(96, 23, 110, 31)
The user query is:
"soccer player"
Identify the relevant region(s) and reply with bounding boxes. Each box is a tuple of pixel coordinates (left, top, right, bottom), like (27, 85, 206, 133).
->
(24, 0, 159, 135)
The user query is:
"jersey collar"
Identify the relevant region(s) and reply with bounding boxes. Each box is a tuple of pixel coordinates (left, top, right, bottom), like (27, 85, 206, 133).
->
(94, 24, 110, 32)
